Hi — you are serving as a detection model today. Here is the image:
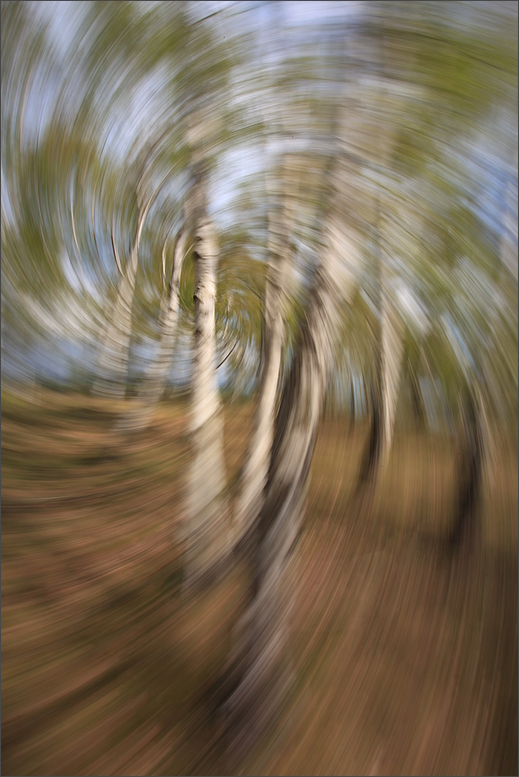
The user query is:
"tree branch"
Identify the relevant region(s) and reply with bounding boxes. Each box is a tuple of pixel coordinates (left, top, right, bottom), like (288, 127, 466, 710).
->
(111, 215, 124, 278)
(216, 339, 238, 370)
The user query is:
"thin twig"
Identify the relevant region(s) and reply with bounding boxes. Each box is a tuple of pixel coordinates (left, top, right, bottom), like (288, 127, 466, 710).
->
(111, 215, 124, 277)
(216, 339, 238, 370)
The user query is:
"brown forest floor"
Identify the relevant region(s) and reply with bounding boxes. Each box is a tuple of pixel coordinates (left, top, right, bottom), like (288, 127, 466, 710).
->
(2, 389, 517, 776)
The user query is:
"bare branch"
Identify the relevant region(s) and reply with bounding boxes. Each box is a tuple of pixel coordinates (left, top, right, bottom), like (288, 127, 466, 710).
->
(161, 238, 168, 296)
(19, 65, 33, 158)
(130, 166, 173, 268)
(70, 191, 80, 258)
(111, 215, 124, 278)
(216, 339, 238, 370)
(91, 185, 99, 258)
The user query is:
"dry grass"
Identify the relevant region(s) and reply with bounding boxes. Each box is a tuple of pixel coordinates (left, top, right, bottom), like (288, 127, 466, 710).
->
(2, 389, 517, 775)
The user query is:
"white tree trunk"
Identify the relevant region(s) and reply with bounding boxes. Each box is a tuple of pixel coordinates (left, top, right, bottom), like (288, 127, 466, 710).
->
(92, 264, 138, 400)
(357, 261, 404, 490)
(221, 210, 360, 760)
(92, 201, 150, 400)
(379, 280, 405, 470)
(182, 210, 229, 592)
(232, 200, 293, 546)
(119, 226, 188, 430)
(180, 164, 296, 593)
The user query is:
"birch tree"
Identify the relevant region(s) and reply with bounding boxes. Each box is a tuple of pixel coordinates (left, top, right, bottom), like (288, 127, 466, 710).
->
(357, 223, 405, 490)
(173, 4, 253, 588)
(231, 11, 298, 546)
(220, 143, 364, 765)
(181, 162, 230, 591)
(92, 166, 154, 399)
(353, 0, 517, 498)
(119, 222, 189, 429)
(232, 188, 293, 546)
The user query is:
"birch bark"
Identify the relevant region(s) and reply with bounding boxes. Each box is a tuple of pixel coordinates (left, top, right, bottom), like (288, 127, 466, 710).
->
(182, 174, 229, 591)
(92, 199, 151, 400)
(221, 207, 361, 761)
(357, 245, 404, 490)
(232, 190, 293, 547)
(120, 226, 188, 430)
